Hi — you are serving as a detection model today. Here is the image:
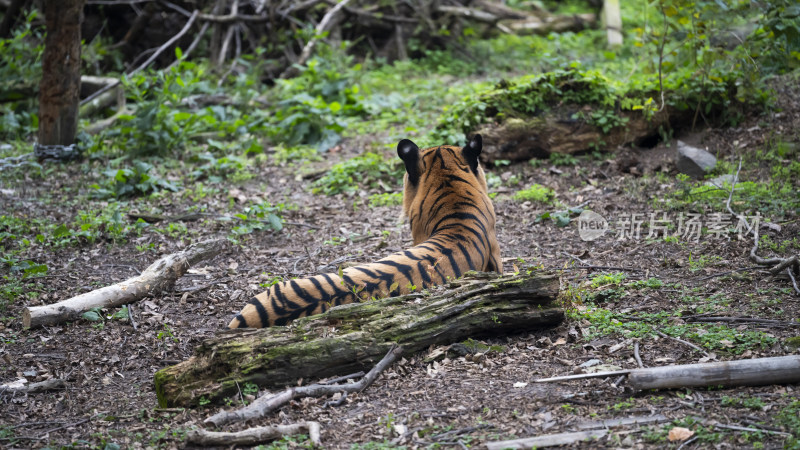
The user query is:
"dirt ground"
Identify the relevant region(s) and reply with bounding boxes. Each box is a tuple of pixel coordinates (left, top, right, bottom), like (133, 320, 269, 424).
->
(1, 79, 799, 449)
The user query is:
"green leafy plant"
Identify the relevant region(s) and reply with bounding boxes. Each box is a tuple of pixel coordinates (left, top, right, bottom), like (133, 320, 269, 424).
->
(92, 161, 179, 199)
(312, 153, 403, 196)
(512, 184, 555, 204)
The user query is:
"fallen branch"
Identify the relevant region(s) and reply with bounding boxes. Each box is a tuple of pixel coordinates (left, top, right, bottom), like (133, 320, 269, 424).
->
(486, 429, 607, 449)
(155, 271, 562, 407)
(725, 159, 800, 295)
(23, 239, 226, 328)
(535, 355, 800, 391)
(187, 422, 321, 446)
(655, 330, 708, 357)
(80, 10, 200, 107)
(205, 346, 403, 427)
(0, 378, 66, 394)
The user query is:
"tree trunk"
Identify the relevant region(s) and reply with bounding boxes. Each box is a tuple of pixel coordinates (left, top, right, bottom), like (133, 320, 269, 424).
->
(603, 0, 622, 46)
(154, 271, 563, 407)
(37, 0, 85, 147)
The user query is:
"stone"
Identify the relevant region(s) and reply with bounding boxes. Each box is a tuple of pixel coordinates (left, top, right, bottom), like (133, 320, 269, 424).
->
(675, 141, 716, 178)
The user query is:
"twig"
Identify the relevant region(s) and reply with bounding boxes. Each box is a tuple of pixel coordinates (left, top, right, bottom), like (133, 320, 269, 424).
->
(318, 371, 365, 385)
(634, 341, 644, 369)
(677, 436, 698, 450)
(166, 21, 211, 71)
(80, 10, 199, 107)
(534, 370, 631, 383)
(128, 303, 139, 331)
(187, 422, 321, 446)
(280, 0, 353, 78)
(712, 422, 792, 436)
(205, 345, 403, 427)
(725, 158, 800, 294)
(655, 331, 708, 357)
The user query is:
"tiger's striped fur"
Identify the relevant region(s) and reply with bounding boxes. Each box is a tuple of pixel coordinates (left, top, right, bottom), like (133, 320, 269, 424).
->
(228, 134, 501, 328)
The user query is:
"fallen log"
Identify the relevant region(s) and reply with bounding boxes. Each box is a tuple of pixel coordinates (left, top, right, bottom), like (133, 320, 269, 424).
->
(476, 108, 670, 162)
(23, 239, 226, 329)
(627, 355, 800, 390)
(534, 355, 800, 391)
(154, 271, 563, 407)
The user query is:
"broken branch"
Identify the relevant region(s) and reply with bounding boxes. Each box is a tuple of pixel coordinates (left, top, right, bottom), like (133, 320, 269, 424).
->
(205, 346, 403, 427)
(187, 422, 321, 446)
(23, 239, 226, 328)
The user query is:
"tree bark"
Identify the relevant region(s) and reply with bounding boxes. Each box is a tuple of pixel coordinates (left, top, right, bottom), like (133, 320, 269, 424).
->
(23, 239, 227, 328)
(154, 271, 563, 407)
(628, 355, 800, 390)
(38, 0, 85, 147)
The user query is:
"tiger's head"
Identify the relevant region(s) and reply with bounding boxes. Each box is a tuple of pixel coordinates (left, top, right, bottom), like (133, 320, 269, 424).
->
(396, 135, 493, 245)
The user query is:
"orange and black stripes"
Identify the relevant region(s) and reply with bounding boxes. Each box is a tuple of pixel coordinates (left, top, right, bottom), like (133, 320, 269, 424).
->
(228, 135, 501, 328)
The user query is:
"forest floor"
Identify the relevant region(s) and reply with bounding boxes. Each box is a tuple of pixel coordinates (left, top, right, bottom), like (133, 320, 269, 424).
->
(1, 76, 800, 449)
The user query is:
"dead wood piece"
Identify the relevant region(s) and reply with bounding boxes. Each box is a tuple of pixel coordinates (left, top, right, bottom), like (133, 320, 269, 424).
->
(536, 356, 800, 391)
(23, 239, 226, 328)
(0, 378, 66, 394)
(501, 13, 596, 36)
(534, 370, 632, 383)
(628, 355, 800, 390)
(576, 414, 668, 430)
(154, 271, 562, 407)
(187, 422, 321, 446)
(477, 108, 669, 162)
(725, 160, 800, 295)
(205, 346, 402, 427)
(486, 429, 607, 449)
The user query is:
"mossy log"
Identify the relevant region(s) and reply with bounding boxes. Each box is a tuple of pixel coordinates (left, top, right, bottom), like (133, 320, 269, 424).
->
(476, 108, 670, 162)
(154, 271, 562, 407)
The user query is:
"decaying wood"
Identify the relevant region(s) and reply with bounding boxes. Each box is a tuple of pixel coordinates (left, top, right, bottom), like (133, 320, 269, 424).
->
(486, 429, 608, 449)
(477, 108, 670, 162)
(205, 346, 403, 427)
(535, 355, 800, 391)
(187, 422, 321, 446)
(0, 378, 67, 394)
(23, 239, 226, 328)
(501, 13, 596, 35)
(154, 271, 563, 407)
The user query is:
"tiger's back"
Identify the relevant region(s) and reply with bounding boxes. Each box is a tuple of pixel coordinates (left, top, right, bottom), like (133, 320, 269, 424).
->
(229, 135, 501, 328)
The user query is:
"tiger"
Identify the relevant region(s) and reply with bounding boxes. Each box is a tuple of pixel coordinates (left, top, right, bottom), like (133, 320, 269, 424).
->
(228, 134, 502, 328)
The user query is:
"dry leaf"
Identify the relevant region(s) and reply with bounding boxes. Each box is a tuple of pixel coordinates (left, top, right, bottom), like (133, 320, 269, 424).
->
(668, 427, 694, 442)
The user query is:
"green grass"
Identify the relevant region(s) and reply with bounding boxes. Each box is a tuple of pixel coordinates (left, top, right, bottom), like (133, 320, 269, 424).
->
(512, 184, 555, 204)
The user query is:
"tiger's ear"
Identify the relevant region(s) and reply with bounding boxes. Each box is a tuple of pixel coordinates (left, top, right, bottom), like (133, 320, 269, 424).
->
(462, 134, 482, 174)
(397, 139, 420, 185)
